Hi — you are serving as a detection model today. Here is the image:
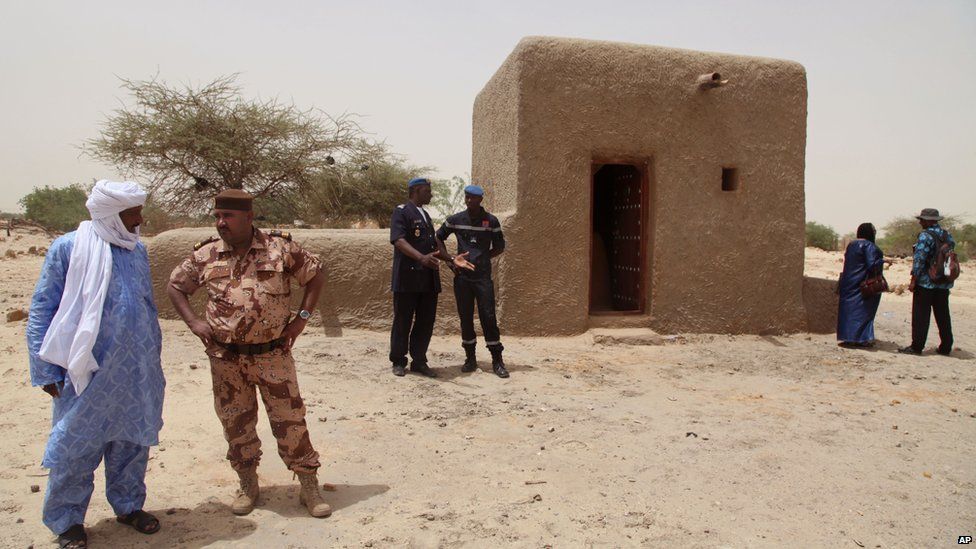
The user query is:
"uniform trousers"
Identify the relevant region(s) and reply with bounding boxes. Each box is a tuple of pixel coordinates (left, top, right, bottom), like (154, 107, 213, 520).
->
(43, 440, 148, 535)
(208, 349, 320, 474)
(910, 287, 953, 353)
(454, 275, 503, 351)
(389, 291, 438, 366)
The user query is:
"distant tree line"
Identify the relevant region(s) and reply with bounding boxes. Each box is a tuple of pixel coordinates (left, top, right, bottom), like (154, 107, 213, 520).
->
(805, 221, 838, 251)
(806, 218, 974, 262)
(18, 185, 89, 232)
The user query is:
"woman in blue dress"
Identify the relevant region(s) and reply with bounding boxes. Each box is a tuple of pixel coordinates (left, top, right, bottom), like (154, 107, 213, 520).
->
(837, 223, 886, 347)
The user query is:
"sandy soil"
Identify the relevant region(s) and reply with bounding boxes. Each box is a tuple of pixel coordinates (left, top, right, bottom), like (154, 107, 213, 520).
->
(1, 234, 973, 548)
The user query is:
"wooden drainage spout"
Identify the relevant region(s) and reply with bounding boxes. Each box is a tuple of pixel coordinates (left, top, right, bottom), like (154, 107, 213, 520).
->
(697, 72, 728, 88)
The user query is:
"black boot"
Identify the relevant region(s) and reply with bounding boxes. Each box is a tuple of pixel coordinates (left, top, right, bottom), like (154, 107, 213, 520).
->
(410, 361, 438, 378)
(490, 347, 509, 378)
(461, 345, 478, 373)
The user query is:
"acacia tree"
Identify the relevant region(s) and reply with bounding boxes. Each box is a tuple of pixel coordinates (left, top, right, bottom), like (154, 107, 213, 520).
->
(85, 75, 375, 215)
(878, 215, 963, 257)
(263, 145, 430, 227)
(429, 176, 467, 224)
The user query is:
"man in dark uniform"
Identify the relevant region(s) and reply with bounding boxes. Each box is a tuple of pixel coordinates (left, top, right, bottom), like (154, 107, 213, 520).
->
(435, 184, 509, 378)
(389, 178, 468, 378)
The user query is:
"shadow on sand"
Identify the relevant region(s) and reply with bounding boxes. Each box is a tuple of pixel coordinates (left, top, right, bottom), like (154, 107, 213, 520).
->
(426, 360, 536, 383)
(839, 340, 974, 359)
(83, 483, 389, 547)
(85, 500, 255, 549)
(255, 482, 390, 518)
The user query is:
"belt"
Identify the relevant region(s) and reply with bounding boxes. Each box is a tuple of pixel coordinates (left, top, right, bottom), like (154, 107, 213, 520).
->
(218, 338, 285, 356)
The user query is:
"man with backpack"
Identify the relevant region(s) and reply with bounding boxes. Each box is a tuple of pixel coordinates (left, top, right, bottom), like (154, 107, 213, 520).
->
(899, 208, 959, 356)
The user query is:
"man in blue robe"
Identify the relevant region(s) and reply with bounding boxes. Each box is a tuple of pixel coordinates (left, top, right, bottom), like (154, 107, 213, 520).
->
(26, 181, 166, 548)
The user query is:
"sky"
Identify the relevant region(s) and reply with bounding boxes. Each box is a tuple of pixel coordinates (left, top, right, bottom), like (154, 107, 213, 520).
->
(1, 0, 973, 232)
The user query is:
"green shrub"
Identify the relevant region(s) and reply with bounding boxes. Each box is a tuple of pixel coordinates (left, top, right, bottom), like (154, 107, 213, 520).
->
(429, 176, 467, 225)
(805, 221, 838, 251)
(952, 223, 974, 262)
(877, 215, 970, 260)
(19, 184, 89, 232)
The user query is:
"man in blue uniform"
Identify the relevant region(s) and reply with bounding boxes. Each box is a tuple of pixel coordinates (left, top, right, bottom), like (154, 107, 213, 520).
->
(27, 181, 166, 548)
(389, 178, 464, 377)
(435, 184, 509, 378)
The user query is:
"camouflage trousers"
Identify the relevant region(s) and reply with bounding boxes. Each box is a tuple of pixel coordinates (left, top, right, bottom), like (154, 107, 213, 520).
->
(208, 349, 320, 474)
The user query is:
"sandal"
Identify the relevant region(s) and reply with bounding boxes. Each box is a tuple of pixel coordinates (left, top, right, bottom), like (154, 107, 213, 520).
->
(116, 509, 161, 534)
(58, 524, 87, 548)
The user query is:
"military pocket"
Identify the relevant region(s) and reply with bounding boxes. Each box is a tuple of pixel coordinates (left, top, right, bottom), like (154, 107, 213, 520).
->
(203, 265, 232, 298)
(257, 266, 289, 295)
(203, 265, 231, 281)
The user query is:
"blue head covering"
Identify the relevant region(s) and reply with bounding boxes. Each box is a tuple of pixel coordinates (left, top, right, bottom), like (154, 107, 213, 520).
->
(464, 185, 484, 196)
(408, 177, 431, 188)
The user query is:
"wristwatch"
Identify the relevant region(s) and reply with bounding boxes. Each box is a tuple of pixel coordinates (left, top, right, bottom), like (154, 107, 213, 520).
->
(298, 309, 312, 320)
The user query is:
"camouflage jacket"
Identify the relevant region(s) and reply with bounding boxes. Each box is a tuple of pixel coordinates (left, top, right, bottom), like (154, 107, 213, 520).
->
(169, 228, 322, 354)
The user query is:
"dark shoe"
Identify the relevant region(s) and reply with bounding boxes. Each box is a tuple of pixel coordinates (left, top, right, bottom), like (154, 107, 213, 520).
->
(116, 510, 160, 534)
(897, 346, 922, 355)
(937, 347, 952, 356)
(58, 524, 88, 548)
(461, 347, 478, 373)
(410, 362, 439, 378)
(392, 364, 406, 377)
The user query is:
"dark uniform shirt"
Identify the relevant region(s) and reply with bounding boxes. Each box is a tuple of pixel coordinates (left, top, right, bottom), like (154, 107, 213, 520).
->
(390, 202, 441, 293)
(436, 207, 505, 279)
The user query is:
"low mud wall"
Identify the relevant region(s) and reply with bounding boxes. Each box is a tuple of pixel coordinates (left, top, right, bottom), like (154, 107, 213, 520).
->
(148, 228, 465, 337)
(149, 228, 835, 338)
(802, 275, 838, 334)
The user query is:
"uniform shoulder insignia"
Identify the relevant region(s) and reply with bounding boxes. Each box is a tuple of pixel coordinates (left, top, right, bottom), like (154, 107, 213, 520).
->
(397, 204, 406, 209)
(268, 230, 292, 241)
(193, 236, 219, 251)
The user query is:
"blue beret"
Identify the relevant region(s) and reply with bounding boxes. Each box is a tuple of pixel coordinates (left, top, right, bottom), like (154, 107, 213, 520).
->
(408, 177, 431, 188)
(464, 185, 484, 196)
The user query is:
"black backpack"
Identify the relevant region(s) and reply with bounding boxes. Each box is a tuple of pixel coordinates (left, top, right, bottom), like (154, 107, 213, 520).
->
(925, 229, 961, 283)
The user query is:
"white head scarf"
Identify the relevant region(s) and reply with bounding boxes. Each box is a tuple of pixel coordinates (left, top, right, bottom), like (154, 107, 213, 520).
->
(38, 180, 147, 394)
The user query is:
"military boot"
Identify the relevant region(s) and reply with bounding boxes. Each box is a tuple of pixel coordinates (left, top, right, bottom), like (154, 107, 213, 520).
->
(490, 347, 509, 378)
(461, 345, 478, 372)
(297, 472, 333, 517)
(232, 469, 260, 515)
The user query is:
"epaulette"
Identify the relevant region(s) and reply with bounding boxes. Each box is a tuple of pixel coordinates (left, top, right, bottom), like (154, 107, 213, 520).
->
(268, 230, 292, 241)
(193, 236, 219, 251)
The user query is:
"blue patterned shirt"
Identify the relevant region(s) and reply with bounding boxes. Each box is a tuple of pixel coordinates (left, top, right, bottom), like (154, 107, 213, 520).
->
(26, 232, 166, 467)
(912, 225, 955, 290)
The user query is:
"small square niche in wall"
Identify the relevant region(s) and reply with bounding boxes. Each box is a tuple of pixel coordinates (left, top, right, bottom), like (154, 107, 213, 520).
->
(721, 167, 738, 192)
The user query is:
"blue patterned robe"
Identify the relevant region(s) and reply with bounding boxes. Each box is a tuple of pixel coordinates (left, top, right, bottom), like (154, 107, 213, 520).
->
(837, 239, 885, 343)
(26, 232, 165, 468)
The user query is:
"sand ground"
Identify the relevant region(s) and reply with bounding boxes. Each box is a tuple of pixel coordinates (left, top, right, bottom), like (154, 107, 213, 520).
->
(0, 232, 973, 548)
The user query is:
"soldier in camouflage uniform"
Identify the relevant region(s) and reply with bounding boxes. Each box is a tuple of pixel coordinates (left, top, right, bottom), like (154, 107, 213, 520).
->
(166, 189, 331, 518)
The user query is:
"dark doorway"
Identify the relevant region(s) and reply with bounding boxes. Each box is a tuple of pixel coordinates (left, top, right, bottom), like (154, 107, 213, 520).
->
(590, 163, 646, 313)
